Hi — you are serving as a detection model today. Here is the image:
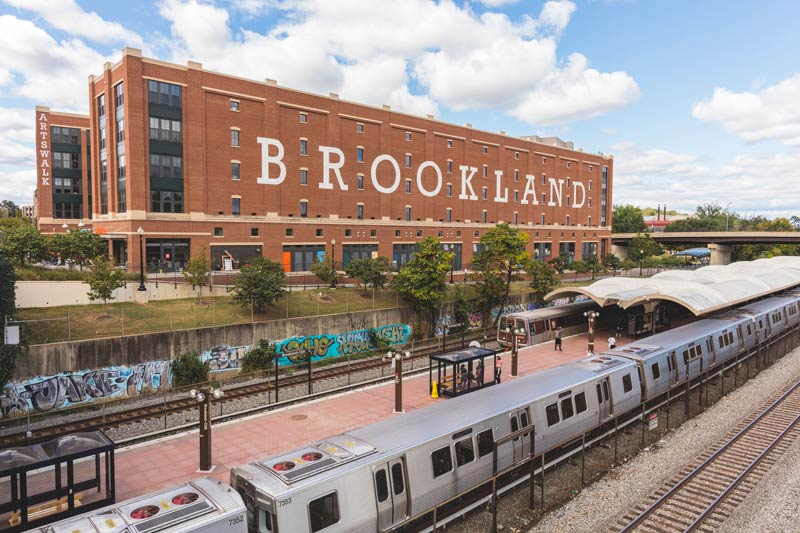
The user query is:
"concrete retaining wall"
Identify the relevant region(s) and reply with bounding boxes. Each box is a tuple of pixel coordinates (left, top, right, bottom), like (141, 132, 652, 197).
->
(15, 281, 230, 308)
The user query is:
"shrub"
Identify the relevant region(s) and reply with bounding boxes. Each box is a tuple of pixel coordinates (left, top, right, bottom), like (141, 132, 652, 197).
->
(171, 351, 209, 387)
(241, 339, 277, 374)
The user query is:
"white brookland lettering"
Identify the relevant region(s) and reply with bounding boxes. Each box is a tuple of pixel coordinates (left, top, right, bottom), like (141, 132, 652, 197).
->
(520, 174, 539, 205)
(547, 178, 564, 207)
(458, 165, 478, 200)
(493, 170, 508, 203)
(318, 145, 348, 191)
(256, 137, 286, 185)
(370, 154, 401, 194)
(416, 161, 442, 197)
(573, 181, 586, 208)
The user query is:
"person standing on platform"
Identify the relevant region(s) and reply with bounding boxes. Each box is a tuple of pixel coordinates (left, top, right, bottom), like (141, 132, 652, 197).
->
(476, 360, 485, 386)
(495, 356, 503, 384)
(616, 321, 624, 338)
(554, 327, 563, 351)
(608, 336, 616, 350)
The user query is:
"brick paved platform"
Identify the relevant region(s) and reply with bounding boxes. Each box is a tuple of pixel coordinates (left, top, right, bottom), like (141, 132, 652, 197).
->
(114, 329, 632, 500)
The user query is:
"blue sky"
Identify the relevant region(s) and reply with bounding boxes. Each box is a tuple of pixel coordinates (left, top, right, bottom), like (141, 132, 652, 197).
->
(1, 0, 799, 217)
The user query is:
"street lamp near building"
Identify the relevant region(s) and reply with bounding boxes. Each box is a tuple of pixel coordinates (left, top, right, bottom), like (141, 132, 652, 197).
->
(584, 310, 600, 354)
(137, 226, 146, 291)
(384, 350, 409, 413)
(189, 386, 224, 472)
(639, 248, 644, 277)
(330, 238, 337, 289)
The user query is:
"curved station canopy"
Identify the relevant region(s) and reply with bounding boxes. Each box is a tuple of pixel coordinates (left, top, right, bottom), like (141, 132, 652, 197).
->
(545, 256, 800, 316)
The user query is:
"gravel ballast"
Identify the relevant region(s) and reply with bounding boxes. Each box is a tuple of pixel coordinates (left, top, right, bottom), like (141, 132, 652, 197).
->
(526, 344, 800, 533)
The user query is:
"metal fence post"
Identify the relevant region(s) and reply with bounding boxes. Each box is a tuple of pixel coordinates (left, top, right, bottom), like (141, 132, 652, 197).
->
(67, 310, 71, 340)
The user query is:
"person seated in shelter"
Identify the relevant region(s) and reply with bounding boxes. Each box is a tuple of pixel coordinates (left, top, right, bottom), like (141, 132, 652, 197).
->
(459, 364, 470, 391)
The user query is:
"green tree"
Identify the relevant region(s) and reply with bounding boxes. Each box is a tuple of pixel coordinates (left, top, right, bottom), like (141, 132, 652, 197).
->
(171, 351, 209, 387)
(392, 237, 453, 337)
(620, 258, 636, 273)
(0, 222, 46, 267)
(628, 233, 664, 261)
(604, 253, 622, 276)
(549, 253, 570, 274)
(790, 216, 800, 230)
(232, 257, 287, 312)
(0, 254, 21, 390)
(571, 260, 589, 281)
(666, 203, 729, 232)
(69, 230, 107, 270)
(86, 255, 126, 314)
(471, 224, 529, 322)
(310, 253, 336, 286)
(612, 204, 648, 233)
(345, 257, 370, 290)
(241, 339, 277, 374)
(526, 259, 560, 304)
(0, 200, 18, 218)
(452, 285, 471, 330)
(346, 256, 390, 290)
(183, 246, 210, 303)
(583, 256, 605, 280)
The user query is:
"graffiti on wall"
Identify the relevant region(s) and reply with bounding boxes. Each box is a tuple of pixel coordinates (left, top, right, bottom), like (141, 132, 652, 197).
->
(0, 361, 172, 419)
(201, 323, 412, 370)
(435, 303, 541, 336)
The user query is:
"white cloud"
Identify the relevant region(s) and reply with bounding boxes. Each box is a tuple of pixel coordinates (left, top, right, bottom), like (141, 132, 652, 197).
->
(156, 0, 638, 125)
(612, 142, 800, 215)
(3, 0, 143, 46)
(0, 168, 35, 205)
(478, 0, 520, 6)
(0, 108, 34, 167)
(0, 15, 109, 110)
(692, 73, 800, 146)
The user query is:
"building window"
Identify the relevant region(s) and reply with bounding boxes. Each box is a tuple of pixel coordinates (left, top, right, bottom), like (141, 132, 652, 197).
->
(588, 179, 592, 191)
(299, 112, 308, 123)
(149, 118, 181, 143)
(567, 177, 571, 188)
(474, 230, 479, 237)
(446, 208, 452, 222)
(316, 228, 323, 237)
(456, 230, 461, 237)
(300, 139, 308, 155)
(405, 179, 411, 193)
(405, 154, 411, 168)
(566, 161, 571, 168)
(565, 215, 570, 225)
(116, 118, 125, 143)
(285, 228, 293, 237)
(541, 193, 546, 204)
(541, 214, 545, 224)
(230, 129, 240, 147)
(513, 190, 519, 202)
(151, 191, 183, 213)
(54, 203, 81, 219)
(482, 210, 487, 223)
(566, 195, 571, 206)
(588, 198, 592, 207)
(214, 227, 223, 237)
(542, 157, 547, 164)
(300, 169, 308, 185)
(251, 227, 259, 237)
(514, 169, 519, 182)
(232, 162, 240, 180)
(114, 83, 124, 108)
(482, 187, 488, 200)
(417, 230, 423, 237)
(370, 229, 377, 237)
(97, 94, 105, 117)
(482, 146, 488, 154)
(51, 127, 81, 144)
(446, 184, 452, 197)
(447, 160, 452, 174)
(482, 165, 487, 177)
(53, 177, 79, 195)
(300, 201, 308, 217)
(232, 197, 241, 216)
(148, 80, 181, 107)
(514, 152, 519, 160)
(150, 154, 182, 179)
(117, 155, 126, 178)
(405, 131, 412, 141)
(588, 216, 592, 226)
(230, 100, 239, 111)
(447, 139, 453, 148)
(357, 175, 364, 189)
(357, 147, 364, 162)
(345, 229, 352, 237)
(53, 152, 79, 169)
(513, 212, 518, 224)
(405, 207, 411, 221)
(357, 123, 364, 133)
(395, 230, 401, 237)
(357, 204, 364, 219)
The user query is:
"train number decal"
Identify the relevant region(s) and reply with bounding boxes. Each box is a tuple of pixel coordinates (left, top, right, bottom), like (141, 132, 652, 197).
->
(229, 515, 245, 526)
(278, 497, 292, 507)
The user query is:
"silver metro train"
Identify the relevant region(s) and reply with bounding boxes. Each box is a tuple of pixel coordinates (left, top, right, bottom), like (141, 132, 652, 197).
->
(37, 477, 246, 533)
(37, 292, 800, 533)
(229, 293, 800, 533)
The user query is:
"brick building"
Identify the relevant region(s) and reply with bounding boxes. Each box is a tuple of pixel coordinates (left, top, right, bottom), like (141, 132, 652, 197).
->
(35, 48, 613, 273)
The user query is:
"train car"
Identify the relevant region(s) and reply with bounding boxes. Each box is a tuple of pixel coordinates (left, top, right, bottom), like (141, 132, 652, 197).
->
(738, 296, 800, 339)
(230, 354, 640, 533)
(497, 300, 599, 348)
(36, 478, 246, 533)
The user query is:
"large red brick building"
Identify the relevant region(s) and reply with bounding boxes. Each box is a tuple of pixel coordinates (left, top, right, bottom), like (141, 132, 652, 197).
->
(35, 48, 613, 273)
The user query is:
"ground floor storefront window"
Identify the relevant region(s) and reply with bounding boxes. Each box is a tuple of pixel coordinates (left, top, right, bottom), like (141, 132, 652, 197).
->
(145, 239, 190, 272)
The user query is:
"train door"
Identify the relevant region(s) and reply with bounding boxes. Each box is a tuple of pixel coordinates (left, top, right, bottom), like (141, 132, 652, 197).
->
(509, 407, 531, 464)
(667, 351, 679, 385)
(596, 378, 612, 422)
(373, 457, 409, 531)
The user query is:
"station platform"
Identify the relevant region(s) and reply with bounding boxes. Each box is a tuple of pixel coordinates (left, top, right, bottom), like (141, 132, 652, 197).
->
(115, 329, 632, 500)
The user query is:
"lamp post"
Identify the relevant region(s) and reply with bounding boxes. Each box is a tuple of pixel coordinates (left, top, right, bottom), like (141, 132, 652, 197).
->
(584, 310, 600, 354)
(726, 202, 732, 231)
(330, 238, 336, 289)
(384, 350, 409, 413)
(137, 226, 146, 291)
(77, 221, 85, 230)
(506, 326, 521, 377)
(61, 222, 68, 231)
(639, 248, 644, 277)
(189, 386, 224, 472)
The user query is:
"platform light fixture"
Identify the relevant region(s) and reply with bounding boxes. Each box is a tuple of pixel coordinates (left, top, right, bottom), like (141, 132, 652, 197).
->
(190, 386, 224, 472)
(584, 310, 600, 355)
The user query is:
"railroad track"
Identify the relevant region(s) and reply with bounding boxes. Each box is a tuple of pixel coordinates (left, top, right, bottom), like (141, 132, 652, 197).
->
(615, 377, 800, 533)
(0, 329, 494, 448)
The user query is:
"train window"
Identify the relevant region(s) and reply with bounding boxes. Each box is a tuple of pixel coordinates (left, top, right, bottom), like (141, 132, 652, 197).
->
(520, 410, 529, 429)
(477, 429, 494, 457)
(431, 446, 453, 478)
(622, 374, 632, 393)
(651, 362, 661, 380)
(510, 415, 520, 441)
(596, 384, 603, 403)
(747, 324, 752, 335)
(667, 355, 672, 372)
(258, 509, 273, 532)
(546, 403, 560, 426)
(309, 492, 340, 532)
(575, 392, 587, 413)
(455, 437, 475, 466)
(602, 380, 610, 402)
(391, 463, 405, 495)
(682, 350, 689, 364)
(375, 470, 389, 502)
(728, 332, 734, 344)
(561, 397, 574, 419)
(718, 337, 724, 349)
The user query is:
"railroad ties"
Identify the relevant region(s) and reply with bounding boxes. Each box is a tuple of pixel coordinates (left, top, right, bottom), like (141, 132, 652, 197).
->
(614, 378, 800, 533)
